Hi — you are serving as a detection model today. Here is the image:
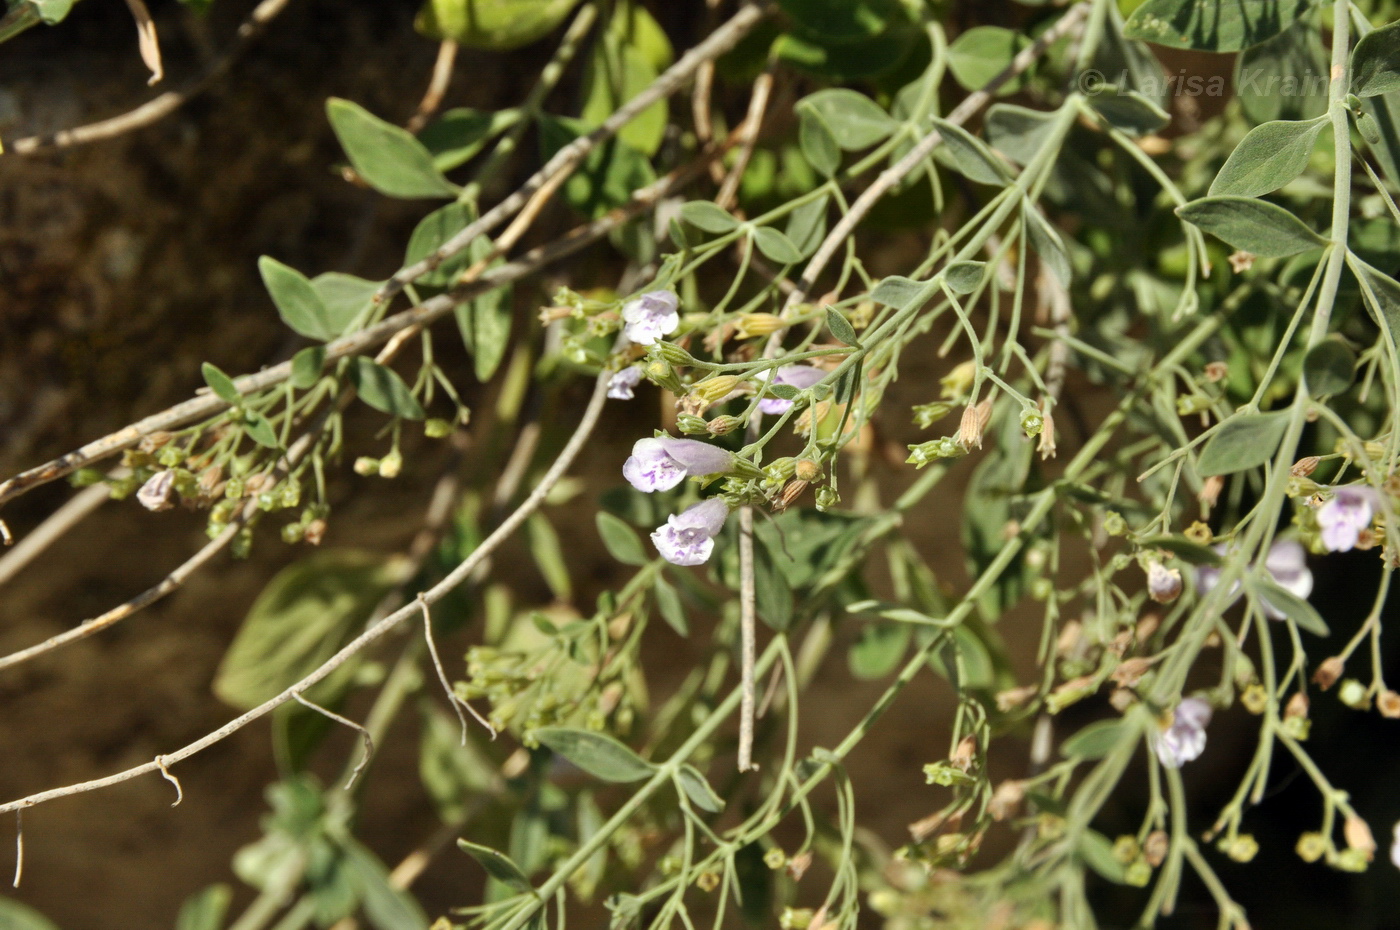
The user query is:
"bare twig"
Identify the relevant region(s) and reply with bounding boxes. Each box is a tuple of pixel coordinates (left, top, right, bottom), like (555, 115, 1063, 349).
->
(0, 481, 112, 589)
(0, 373, 612, 817)
(292, 693, 375, 789)
(123, 0, 164, 86)
(154, 755, 183, 806)
(737, 506, 758, 773)
(421, 595, 495, 741)
(8, 0, 295, 153)
(715, 58, 775, 211)
(406, 40, 458, 135)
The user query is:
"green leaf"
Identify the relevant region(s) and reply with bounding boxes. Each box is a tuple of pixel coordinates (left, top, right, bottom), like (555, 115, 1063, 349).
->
(202, 362, 241, 405)
(798, 106, 841, 178)
(676, 764, 724, 813)
(176, 884, 232, 930)
(985, 103, 1057, 166)
(825, 306, 860, 346)
(415, 0, 582, 50)
(1247, 574, 1328, 636)
(679, 201, 740, 233)
(946, 26, 1030, 94)
(1209, 117, 1328, 198)
(312, 272, 382, 336)
(259, 256, 334, 341)
(1089, 90, 1170, 137)
(1352, 19, 1400, 97)
(1348, 254, 1400, 355)
(455, 233, 513, 381)
(1197, 409, 1290, 475)
(784, 194, 829, 259)
(581, 31, 666, 156)
(527, 514, 572, 601)
(456, 839, 535, 892)
(1235, 19, 1328, 124)
(214, 552, 408, 709)
(326, 98, 458, 199)
(931, 118, 1011, 186)
(869, 275, 928, 310)
(0, 898, 60, 930)
(405, 201, 475, 287)
(1061, 719, 1128, 759)
(243, 412, 280, 449)
(1024, 206, 1071, 287)
(848, 621, 911, 679)
(1139, 536, 1223, 565)
(1078, 830, 1128, 884)
(343, 842, 431, 930)
(533, 727, 656, 782)
(1176, 196, 1327, 257)
(944, 261, 986, 295)
(653, 576, 689, 636)
(32, 0, 74, 25)
(1124, 0, 1317, 52)
(419, 107, 523, 172)
(1302, 338, 1356, 396)
(291, 346, 326, 390)
(348, 357, 426, 419)
(796, 89, 898, 151)
(768, 383, 801, 401)
(596, 512, 647, 565)
(776, 0, 890, 41)
(752, 226, 804, 264)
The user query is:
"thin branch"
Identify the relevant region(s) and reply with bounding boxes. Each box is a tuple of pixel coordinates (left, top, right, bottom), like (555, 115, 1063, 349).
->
(0, 372, 612, 817)
(405, 40, 458, 135)
(0, 135, 733, 510)
(420, 594, 495, 741)
(778, 2, 1091, 315)
(0, 480, 111, 589)
(715, 58, 775, 211)
(292, 693, 375, 789)
(8, 0, 295, 153)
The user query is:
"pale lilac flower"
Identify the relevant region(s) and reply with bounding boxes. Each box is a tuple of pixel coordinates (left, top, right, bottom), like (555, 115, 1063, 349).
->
(1152, 697, 1212, 769)
(1390, 822, 1400, 871)
(757, 365, 828, 415)
(622, 436, 734, 493)
(137, 470, 176, 512)
(1196, 539, 1313, 620)
(1146, 561, 1182, 603)
(1318, 485, 1378, 553)
(608, 366, 643, 400)
(651, 498, 729, 566)
(620, 291, 680, 346)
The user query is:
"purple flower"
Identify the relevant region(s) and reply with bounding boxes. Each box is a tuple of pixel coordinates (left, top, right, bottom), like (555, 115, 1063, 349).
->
(1146, 561, 1182, 603)
(608, 366, 643, 400)
(757, 365, 828, 415)
(1318, 485, 1378, 553)
(623, 436, 734, 493)
(1196, 538, 1313, 620)
(1153, 697, 1211, 769)
(651, 498, 729, 566)
(621, 291, 680, 346)
(137, 470, 176, 512)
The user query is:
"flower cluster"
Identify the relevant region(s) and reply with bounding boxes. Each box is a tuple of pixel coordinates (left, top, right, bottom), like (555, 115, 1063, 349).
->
(622, 436, 734, 565)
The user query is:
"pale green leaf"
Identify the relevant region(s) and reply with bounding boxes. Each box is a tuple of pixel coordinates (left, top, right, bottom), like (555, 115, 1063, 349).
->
(1196, 409, 1290, 475)
(327, 97, 458, 199)
(348, 357, 426, 419)
(1124, 0, 1317, 52)
(534, 727, 655, 783)
(1209, 117, 1328, 198)
(1176, 195, 1327, 257)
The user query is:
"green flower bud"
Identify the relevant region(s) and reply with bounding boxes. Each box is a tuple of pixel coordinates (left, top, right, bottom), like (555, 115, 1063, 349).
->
(1296, 832, 1327, 863)
(676, 414, 709, 435)
(353, 457, 380, 477)
(1020, 407, 1045, 438)
(379, 449, 403, 479)
(1103, 511, 1127, 536)
(763, 847, 787, 870)
(815, 486, 839, 511)
(1124, 859, 1153, 887)
(424, 418, 453, 438)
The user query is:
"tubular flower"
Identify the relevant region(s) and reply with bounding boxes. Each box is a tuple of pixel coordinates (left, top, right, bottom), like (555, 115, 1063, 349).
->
(1317, 485, 1378, 553)
(620, 290, 680, 346)
(623, 437, 734, 493)
(757, 365, 828, 415)
(137, 470, 177, 512)
(651, 498, 729, 566)
(1152, 697, 1211, 769)
(607, 366, 643, 400)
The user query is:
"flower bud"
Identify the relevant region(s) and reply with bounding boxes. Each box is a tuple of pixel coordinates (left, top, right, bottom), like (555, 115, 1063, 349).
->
(1199, 474, 1224, 508)
(706, 415, 741, 436)
(1313, 656, 1344, 690)
(940, 361, 976, 399)
(643, 359, 684, 394)
(353, 457, 379, 476)
(1143, 831, 1169, 867)
(1204, 361, 1229, 382)
(378, 449, 403, 479)
(1291, 456, 1321, 478)
(734, 313, 784, 338)
(794, 459, 821, 482)
(1146, 561, 1182, 603)
(1339, 678, 1370, 709)
(137, 470, 177, 512)
(912, 402, 952, 428)
(655, 342, 697, 367)
(1038, 406, 1057, 459)
(691, 375, 743, 405)
(814, 486, 839, 511)
(1346, 815, 1376, 860)
(988, 780, 1025, 821)
(775, 480, 808, 511)
(424, 418, 453, 438)
(1378, 690, 1400, 718)
(676, 414, 709, 435)
(1020, 407, 1044, 438)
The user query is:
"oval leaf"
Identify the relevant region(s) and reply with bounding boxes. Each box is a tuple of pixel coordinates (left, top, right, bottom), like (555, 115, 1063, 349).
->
(1247, 574, 1328, 636)
(946, 26, 1031, 94)
(349, 356, 426, 420)
(1090, 89, 1171, 136)
(676, 764, 724, 813)
(825, 306, 860, 346)
(596, 512, 647, 565)
(1124, 0, 1317, 52)
(534, 727, 656, 783)
(944, 261, 987, 295)
(327, 98, 458, 199)
(456, 839, 535, 893)
(1176, 196, 1327, 257)
(653, 576, 689, 637)
(1209, 117, 1328, 198)
(679, 201, 740, 233)
(1197, 409, 1290, 475)
(1061, 719, 1128, 760)
(259, 256, 333, 341)
(932, 117, 1011, 186)
(796, 89, 898, 150)
(291, 346, 327, 390)
(243, 411, 280, 449)
(1303, 338, 1356, 396)
(1352, 19, 1400, 97)
(752, 226, 804, 264)
(202, 362, 241, 405)
(798, 108, 841, 177)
